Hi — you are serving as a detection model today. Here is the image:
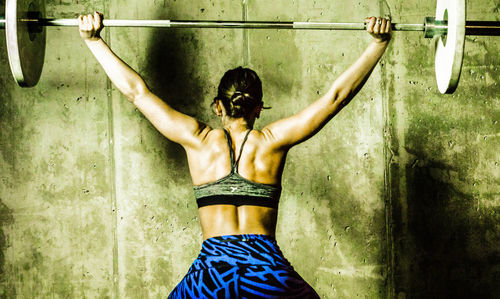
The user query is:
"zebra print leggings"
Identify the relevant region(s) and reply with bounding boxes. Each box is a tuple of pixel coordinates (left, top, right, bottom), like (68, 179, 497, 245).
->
(168, 234, 320, 298)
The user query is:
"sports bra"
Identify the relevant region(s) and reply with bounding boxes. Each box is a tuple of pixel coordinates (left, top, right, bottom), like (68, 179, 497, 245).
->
(193, 129, 282, 209)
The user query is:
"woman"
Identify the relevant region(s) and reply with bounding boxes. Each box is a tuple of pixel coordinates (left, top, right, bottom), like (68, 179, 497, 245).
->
(79, 12, 391, 298)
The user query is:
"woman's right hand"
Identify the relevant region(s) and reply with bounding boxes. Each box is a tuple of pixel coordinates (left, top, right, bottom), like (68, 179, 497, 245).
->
(78, 12, 104, 41)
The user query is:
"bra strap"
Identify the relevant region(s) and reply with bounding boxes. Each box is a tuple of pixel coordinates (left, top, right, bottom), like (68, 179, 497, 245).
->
(235, 130, 252, 172)
(222, 129, 235, 167)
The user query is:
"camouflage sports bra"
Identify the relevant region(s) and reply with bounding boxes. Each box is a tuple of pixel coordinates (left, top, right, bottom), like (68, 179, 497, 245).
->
(193, 129, 281, 209)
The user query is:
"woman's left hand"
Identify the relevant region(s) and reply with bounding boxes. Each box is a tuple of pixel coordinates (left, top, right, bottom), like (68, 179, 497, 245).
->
(365, 16, 392, 43)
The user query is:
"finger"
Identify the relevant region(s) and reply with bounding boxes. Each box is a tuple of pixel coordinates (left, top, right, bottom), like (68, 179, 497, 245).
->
(378, 17, 384, 34)
(364, 17, 371, 27)
(385, 19, 392, 33)
(93, 11, 101, 29)
(98, 11, 105, 27)
(78, 15, 84, 27)
(374, 17, 382, 34)
(366, 17, 375, 33)
(94, 11, 102, 22)
(380, 18, 387, 34)
(82, 15, 88, 28)
(83, 15, 90, 30)
(86, 15, 93, 30)
(370, 17, 376, 32)
(88, 14, 96, 30)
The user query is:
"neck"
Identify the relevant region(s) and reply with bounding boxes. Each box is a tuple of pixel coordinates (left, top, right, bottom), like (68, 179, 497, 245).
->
(222, 117, 254, 132)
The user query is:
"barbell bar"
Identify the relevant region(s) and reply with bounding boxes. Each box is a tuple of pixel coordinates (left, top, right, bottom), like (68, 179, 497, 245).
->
(0, 18, 435, 31)
(2, 0, 500, 93)
(2, 17, 499, 34)
(2, 17, 499, 35)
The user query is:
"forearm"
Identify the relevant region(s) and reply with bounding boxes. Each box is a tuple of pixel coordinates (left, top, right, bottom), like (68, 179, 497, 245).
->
(85, 38, 146, 102)
(328, 40, 389, 101)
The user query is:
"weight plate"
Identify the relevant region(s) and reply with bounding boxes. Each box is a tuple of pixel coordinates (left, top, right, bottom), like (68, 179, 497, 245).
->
(434, 0, 466, 94)
(6, 0, 46, 87)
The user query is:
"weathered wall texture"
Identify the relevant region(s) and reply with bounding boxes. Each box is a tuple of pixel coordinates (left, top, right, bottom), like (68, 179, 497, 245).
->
(1, 1, 116, 297)
(384, 0, 500, 298)
(0, 0, 498, 298)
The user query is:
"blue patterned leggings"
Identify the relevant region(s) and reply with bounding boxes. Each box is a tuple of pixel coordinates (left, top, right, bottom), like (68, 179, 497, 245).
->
(168, 234, 320, 298)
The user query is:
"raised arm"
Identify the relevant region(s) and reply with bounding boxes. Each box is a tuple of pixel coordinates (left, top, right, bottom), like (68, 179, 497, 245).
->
(263, 17, 391, 149)
(79, 12, 210, 149)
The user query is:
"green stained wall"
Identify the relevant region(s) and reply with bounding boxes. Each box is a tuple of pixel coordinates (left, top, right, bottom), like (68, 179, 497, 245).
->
(0, 0, 498, 298)
(385, 0, 500, 297)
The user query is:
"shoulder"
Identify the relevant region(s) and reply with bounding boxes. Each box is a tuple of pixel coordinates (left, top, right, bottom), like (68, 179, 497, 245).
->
(205, 128, 225, 140)
(246, 129, 286, 154)
(198, 128, 226, 147)
(200, 128, 275, 147)
(251, 128, 283, 149)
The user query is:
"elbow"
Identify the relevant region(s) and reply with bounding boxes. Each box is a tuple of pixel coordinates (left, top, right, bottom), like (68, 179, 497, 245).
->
(329, 85, 352, 107)
(126, 79, 149, 103)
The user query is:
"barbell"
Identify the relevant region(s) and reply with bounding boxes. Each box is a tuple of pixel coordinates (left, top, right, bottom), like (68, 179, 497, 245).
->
(2, 0, 499, 93)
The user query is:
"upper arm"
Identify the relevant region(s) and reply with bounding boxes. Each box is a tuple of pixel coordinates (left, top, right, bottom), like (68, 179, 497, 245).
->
(262, 41, 390, 149)
(132, 88, 210, 149)
(262, 85, 351, 149)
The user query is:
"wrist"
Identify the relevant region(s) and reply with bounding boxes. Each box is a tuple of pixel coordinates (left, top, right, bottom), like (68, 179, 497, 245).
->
(372, 38, 390, 46)
(84, 36, 102, 44)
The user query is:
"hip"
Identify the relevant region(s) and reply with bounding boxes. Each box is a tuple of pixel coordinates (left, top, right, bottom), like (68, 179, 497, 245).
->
(169, 234, 320, 298)
(188, 234, 292, 274)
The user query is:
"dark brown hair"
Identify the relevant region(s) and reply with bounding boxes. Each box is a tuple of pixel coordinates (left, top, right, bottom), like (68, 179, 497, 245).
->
(213, 67, 263, 118)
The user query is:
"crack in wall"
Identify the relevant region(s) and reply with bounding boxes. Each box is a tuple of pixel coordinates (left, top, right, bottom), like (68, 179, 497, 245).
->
(104, 1, 119, 298)
(242, 0, 250, 65)
(378, 1, 396, 298)
(380, 0, 393, 19)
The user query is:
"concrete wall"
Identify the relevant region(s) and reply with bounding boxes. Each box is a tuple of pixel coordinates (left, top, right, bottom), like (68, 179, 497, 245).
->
(385, 0, 500, 297)
(0, 0, 498, 298)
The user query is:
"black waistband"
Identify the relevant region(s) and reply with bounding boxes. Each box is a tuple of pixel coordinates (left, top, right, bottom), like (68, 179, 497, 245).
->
(196, 195, 279, 209)
(206, 234, 277, 243)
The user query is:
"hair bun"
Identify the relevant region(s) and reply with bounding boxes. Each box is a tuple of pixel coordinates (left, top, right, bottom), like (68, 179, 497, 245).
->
(215, 67, 263, 118)
(231, 91, 248, 102)
(229, 91, 253, 116)
(231, 91, 253, 106)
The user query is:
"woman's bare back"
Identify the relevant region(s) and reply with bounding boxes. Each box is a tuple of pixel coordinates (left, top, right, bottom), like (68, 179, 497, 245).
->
(185, 128, 287, 240)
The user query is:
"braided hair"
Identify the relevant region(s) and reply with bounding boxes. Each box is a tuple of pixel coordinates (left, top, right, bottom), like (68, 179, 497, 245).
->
(213, 67, 263, 118)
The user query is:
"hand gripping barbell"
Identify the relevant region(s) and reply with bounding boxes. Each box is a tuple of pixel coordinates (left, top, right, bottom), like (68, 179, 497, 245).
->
(1, 0, 499, 93)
